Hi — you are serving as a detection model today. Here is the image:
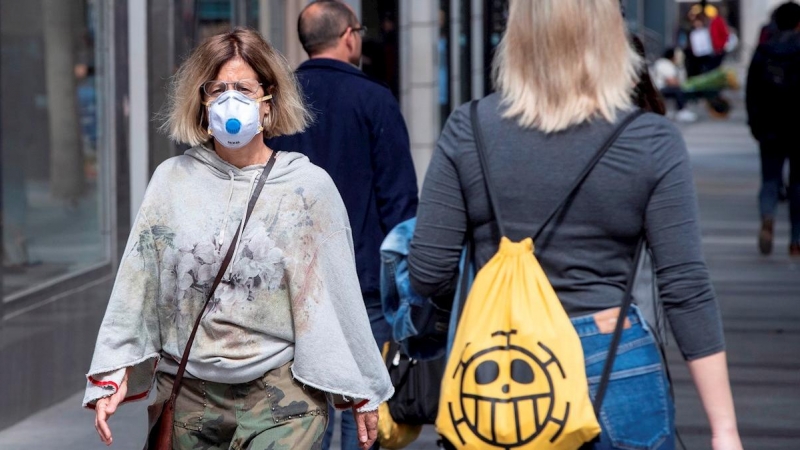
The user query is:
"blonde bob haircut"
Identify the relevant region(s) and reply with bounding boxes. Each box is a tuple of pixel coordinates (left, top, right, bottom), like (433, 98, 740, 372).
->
(164, 27, 310, 146)
(493, 0, 641, 133)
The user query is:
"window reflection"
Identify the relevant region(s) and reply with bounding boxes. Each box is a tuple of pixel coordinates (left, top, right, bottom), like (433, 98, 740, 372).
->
(1, 0, 108, 296)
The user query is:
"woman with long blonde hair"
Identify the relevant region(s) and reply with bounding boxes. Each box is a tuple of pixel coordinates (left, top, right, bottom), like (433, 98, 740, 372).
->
(408, 1, 742, 449)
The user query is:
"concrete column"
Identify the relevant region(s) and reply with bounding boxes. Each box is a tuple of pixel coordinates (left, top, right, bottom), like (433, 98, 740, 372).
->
(42, 0, 85, 200)
(399, 0, 439, 186)
(739, 0, 783, 66)
(259, 0, 287, 53)
(259, 0, 273, 45)
(283, 0, 309, 68)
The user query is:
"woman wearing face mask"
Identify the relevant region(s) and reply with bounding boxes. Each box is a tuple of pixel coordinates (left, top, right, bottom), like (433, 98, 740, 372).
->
(83, 28, 391, 450)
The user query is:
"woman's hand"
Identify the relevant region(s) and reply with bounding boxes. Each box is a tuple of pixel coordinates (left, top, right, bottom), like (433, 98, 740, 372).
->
(353, 407, 378, 450)
(94, 370, 129, 446)
(686, 352, 743, 450)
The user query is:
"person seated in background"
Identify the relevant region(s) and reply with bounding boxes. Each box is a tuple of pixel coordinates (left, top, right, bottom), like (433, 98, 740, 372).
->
(652, 48, 698, 123)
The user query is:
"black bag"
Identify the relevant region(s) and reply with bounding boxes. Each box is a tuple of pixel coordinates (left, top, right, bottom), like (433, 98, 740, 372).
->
(385, 341, 445, 425)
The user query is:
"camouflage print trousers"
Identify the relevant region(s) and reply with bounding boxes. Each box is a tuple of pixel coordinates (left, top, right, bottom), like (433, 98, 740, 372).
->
(149, 361, 328, 450)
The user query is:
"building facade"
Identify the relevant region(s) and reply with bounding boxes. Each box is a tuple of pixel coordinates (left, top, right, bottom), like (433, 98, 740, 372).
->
(0, 0, 783, 430)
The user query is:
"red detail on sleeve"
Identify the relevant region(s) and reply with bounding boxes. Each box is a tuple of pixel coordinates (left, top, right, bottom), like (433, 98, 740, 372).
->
(88, 376, 119, 392)
(85, 389, 152, 410)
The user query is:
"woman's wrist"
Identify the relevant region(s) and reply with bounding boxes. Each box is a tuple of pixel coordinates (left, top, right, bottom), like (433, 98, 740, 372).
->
(710, 420, 739, 436)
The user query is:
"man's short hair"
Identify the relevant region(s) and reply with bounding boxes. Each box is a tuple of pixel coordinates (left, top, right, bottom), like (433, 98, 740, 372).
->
(775, 1, 800, 31)
(663, 48, 676, 61)
(298, 0, 359, 56)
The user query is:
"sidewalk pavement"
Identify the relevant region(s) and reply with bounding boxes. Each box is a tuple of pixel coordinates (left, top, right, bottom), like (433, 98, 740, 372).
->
(0, 101, 797, 449)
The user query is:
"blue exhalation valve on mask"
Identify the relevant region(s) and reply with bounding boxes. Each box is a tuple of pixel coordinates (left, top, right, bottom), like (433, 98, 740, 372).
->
(206, 90, 272, 149)
(225, 118, 242, 134)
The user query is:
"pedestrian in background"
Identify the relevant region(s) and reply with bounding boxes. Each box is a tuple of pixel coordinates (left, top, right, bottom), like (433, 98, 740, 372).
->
(652, 47, 699, 122)
(760, 9, 781, 45)
(267, 1, 418, 449)
(408, 0, 742, 449)
(746, 1, 800, 256)
(707, 5, 731, 69)
(85, 27, 391, 450)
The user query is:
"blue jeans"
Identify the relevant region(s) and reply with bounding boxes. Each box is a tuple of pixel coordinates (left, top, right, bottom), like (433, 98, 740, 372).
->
(759, 141, 800, 243)
(323, 298, 391, 450)
(575, 306, 675, 450)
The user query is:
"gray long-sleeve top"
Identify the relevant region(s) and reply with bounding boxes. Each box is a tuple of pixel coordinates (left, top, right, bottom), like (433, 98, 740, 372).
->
(408, 95, 724, 361)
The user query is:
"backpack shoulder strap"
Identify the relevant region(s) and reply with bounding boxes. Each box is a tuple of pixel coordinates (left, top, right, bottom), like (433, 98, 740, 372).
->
(469, 100, 644, 241)
(470, 100, 508, 237)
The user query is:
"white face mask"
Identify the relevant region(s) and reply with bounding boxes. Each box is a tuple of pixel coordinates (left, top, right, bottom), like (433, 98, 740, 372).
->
(206, 90, 271, 149)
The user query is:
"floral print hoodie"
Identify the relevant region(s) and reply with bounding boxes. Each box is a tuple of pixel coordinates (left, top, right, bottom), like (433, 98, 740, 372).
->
(83, 147, 393, 412)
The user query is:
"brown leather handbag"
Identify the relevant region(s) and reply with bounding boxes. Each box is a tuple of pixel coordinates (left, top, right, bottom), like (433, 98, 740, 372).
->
(144, 152, 276, 450)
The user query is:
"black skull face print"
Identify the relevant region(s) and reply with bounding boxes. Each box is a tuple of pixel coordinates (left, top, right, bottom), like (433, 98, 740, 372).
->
(447, 330, 570, 449)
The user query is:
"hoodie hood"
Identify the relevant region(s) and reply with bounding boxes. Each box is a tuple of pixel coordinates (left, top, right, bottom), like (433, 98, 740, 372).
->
(183, 146, 312, 281)
(186, 145, 309, 181)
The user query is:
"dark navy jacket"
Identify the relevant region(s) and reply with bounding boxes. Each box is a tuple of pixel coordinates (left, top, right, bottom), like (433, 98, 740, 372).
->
(268, 58, 418, 302)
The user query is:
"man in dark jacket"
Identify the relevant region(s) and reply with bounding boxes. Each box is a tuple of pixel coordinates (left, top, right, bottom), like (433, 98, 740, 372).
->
(746, 1, 800, 256)
(267, 1, 418, 448)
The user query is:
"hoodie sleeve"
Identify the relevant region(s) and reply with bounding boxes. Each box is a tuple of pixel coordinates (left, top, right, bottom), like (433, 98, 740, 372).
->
(288, 225, 393, 412)
(83, 209, 162, 408)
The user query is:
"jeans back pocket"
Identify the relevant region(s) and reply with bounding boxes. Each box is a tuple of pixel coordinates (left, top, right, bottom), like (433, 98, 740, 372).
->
(584, 330, 673, 450)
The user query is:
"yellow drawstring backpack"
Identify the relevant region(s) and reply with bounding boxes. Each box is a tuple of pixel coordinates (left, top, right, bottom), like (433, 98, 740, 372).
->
(436, 102, 643, 449)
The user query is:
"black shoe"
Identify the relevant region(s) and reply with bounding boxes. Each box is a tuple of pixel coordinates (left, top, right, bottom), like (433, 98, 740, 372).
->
(759, 218, 774, 255)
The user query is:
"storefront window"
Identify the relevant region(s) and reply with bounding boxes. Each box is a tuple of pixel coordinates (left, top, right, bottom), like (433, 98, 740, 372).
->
(1, 0, 109, 296)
